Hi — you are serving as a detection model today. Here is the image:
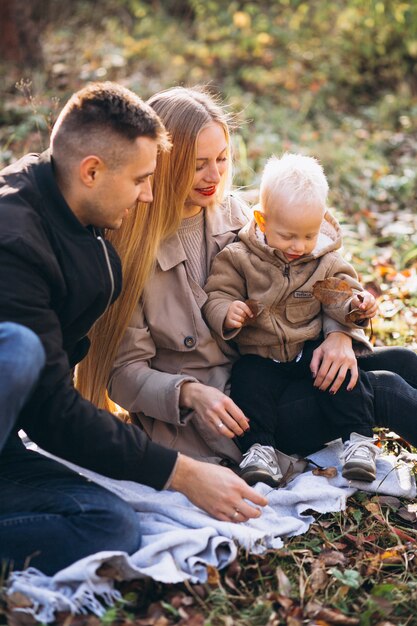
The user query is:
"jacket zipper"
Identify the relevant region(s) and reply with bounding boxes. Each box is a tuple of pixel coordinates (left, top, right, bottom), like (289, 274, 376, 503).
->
(282, 263, 290, 360)
(94, 230, 115, 315)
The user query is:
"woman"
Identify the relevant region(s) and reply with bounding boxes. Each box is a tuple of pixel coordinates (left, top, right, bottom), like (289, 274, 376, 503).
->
(77, 86, 417, 470)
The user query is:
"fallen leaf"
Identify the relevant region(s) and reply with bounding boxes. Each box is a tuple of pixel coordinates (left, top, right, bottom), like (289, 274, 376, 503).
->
(169, 593, 191, 609)
(305, 600, 360, 624)
(364, 502, 380, 515)
(309, 561, 328, 592)
(312, 278, 353, 306)
(96, 562, 124, 580)
(345, 307, 363, 324)
(377, 496, 401, 509)
(273, 592, 294, 610)
(318, 550, 347, 566)
(206, 565, 221, 586)
(135, 618, 169, 626)
(177, 614, 205, 626)
(6, 592, 33, 610)
(276, 566, 292, 596)
(397, 506, 417, 524)
(312, 466, 338, 478)
(6, 609, 38, 626)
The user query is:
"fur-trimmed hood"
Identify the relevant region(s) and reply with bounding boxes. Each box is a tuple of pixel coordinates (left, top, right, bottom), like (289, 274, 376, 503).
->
(238, 208, 342, 265)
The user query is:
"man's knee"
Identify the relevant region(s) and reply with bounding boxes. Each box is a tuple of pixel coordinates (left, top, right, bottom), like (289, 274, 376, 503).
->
(0, 322, 45, 391)
(91, 494, 142, 555)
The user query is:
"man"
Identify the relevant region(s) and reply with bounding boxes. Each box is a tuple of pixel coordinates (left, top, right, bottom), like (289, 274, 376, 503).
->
(0, 82, 266, 575)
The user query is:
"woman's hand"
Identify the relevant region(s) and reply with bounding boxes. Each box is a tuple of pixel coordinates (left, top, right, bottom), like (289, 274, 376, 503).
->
(179, 381, 250, 437)
(170, 454, 268, 522)
(310, 332, 358, 393)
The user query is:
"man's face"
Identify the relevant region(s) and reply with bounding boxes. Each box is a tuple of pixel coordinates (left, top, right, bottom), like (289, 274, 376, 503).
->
(81, 136, 158, 230)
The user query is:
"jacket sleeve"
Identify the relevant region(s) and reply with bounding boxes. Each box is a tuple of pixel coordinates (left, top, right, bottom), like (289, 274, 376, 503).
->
(203, 246, 248, 339)
(0, 244, 178, 490)
(320, 253, 369, 326)
(321, 253, 373, 351)
(109, 303, 199, 425)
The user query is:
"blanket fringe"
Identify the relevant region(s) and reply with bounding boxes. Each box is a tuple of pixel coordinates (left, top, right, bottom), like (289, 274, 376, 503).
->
(7, 567, 121, 622)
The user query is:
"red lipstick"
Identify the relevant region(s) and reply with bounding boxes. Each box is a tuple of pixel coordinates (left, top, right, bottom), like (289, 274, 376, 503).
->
(195, 186, 216, 197)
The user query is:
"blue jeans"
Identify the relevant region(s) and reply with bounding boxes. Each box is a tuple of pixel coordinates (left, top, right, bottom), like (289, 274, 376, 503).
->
(0, 323, 141, 575)
(0, 322, 46, 452)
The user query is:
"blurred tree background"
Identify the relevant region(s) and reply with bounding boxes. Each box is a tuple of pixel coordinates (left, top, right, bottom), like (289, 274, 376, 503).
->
(1, 0, 417, 345)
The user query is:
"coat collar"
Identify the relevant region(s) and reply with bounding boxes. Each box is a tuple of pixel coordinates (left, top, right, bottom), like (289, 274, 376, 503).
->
(240, 209, 342, 266)
(33, 150, 92, 237)
(156, 231, 187, 271)
(156, 196, 249, 272)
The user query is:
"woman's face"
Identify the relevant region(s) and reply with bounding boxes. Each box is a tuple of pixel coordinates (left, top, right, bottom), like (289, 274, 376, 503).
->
(183, 122, 228, 215)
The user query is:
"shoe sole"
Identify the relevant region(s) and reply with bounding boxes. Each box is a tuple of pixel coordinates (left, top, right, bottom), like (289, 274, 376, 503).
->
(239, 468, 282, 487)
(342, 466, 376, 482)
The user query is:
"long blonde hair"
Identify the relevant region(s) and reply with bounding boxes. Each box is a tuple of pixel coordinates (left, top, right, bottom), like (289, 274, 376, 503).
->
(76, 86, 233, 410)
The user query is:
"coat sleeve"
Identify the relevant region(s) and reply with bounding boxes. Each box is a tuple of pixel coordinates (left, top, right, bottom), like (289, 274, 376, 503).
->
(0, 243, 178, 490)
(203, 246, 248, 339)
(321, 253, 373, 351)
(109, 303, 199, 424)
(320, 253, 369, 326)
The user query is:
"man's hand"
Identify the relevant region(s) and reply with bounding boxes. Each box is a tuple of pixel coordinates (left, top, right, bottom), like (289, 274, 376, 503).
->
(310, 332, 357, 393)
(180, 382, 250, 437)
(170, 454, 268, 522)
(224, 300, 253, 330)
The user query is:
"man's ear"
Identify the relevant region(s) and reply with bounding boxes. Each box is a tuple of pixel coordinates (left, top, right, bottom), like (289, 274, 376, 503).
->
(254, 209, 266, 233)
(79, 156, 103, 188)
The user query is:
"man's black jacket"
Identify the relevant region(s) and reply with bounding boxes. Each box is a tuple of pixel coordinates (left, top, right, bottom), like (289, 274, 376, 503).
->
(0, 151, 177, 488)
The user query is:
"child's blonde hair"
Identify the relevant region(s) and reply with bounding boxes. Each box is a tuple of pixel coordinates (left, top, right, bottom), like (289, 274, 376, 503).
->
(260, 153, 329, 214)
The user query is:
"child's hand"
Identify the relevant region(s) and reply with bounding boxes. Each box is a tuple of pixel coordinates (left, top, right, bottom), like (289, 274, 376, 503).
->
(224, 300, 254, 330)
(351, 291, 378, 320)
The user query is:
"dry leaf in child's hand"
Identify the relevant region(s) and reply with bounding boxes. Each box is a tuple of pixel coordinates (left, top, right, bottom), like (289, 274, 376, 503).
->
(312, 277, 353, 306)
(243, 299, 265, 326)
(312, 466, 338, 478)
(346, 308, 363, 323)
(345, 293, 364, 323)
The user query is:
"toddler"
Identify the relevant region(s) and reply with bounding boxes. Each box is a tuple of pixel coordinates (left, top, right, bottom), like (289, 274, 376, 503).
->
(204, 153, 379, 486)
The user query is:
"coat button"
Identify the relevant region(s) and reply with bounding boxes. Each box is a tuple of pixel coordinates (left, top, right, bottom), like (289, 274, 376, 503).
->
(184, 336, 196, 348)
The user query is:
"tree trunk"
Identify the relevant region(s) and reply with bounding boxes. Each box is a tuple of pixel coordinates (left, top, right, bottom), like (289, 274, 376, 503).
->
(0, 0, 43, 67)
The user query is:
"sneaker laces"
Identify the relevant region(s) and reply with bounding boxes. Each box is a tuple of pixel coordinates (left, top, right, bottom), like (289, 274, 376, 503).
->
(240, 444, 278, 470)
(341, 439, 380, 463)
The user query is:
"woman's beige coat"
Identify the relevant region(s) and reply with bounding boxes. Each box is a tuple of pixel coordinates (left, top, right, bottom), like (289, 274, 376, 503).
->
(109, 197, 249, 463)
(109, 199, 370, 463)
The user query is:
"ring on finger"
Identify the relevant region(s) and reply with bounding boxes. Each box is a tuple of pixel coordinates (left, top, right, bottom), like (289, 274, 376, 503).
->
(218, 421, 224, 429)
(232, 508, 240, 519)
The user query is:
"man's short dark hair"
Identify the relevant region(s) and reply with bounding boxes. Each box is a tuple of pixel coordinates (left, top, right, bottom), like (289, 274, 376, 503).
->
(51, 82, 170, 176)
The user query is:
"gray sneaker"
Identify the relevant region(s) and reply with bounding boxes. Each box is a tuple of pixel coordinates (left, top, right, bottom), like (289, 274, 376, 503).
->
(239, 444, 282, 487)
(341, 432, 380, 482)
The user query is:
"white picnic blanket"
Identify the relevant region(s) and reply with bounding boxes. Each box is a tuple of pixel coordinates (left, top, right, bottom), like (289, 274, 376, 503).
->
(7, 440, 415, 622)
